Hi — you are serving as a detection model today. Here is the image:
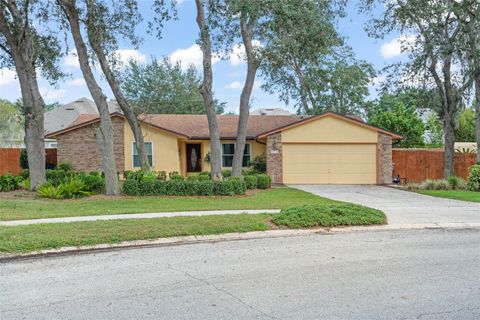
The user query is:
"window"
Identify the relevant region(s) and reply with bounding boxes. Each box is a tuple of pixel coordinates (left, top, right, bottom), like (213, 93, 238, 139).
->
(222, 143, 250, 167)
(133, 142, 153, 167)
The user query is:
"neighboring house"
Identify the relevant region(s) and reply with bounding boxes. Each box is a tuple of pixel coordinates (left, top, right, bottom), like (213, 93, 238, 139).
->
(250, 108, 291, 116)
(45, 112, 402, 185)
(44, 97, 121, 135)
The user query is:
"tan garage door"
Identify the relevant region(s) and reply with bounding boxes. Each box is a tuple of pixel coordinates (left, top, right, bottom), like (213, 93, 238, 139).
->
(283, 144, 377, 184)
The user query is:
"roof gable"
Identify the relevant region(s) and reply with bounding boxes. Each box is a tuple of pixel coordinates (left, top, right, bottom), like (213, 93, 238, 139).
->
(258, 112, 403, 139)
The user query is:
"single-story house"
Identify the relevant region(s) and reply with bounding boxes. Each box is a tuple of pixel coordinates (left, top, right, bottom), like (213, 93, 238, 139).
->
(45, 112, 402, 184)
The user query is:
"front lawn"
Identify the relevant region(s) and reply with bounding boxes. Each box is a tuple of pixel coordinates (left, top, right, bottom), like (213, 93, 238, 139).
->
(418, 190, 480, 203)
(0, 187, 336, 221)
(0, 203, 386, 254)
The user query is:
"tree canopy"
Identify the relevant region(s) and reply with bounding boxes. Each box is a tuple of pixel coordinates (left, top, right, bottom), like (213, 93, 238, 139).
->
(121, 58, 225, 114)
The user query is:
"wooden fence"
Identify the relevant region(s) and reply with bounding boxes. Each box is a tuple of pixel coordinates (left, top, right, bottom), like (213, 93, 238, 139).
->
(0, 148, 57, 176)
(392, 148, 477, 183)
(0, 148, 21, 176)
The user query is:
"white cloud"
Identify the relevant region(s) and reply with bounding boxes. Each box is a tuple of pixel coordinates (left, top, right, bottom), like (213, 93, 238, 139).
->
(169, 44, 220, 70)
(63, 50, 80, 68)
(229, 40, 262, 66)
(226, 81, 242, 89)
(114, 49, 147, 67)
(40, 87, 66, 100)
(67, 78, 86, 86)
(0, 68, 17, 86)
(225, 79, 262, 90)
(380, 35, 416, 59)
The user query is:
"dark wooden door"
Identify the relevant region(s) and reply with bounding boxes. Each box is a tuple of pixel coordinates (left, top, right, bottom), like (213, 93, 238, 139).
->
(186, 144, 201, 172)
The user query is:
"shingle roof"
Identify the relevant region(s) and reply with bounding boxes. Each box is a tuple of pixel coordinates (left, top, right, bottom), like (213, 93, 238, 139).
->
(43, 97, 122, 134)
(46, 113, 306, 139)
(46, 112, 403, 140)
(138, 114, 304, 139)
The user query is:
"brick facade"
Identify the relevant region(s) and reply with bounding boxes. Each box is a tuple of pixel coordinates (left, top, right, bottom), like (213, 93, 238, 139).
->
(57, 117, 125, 172)
(266, 132, 283, 184)
(377, 133, 393, 184)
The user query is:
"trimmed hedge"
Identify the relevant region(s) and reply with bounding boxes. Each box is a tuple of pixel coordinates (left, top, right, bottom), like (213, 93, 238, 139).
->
(467, 165, 480, 192)
(122, 178, 246, 196)
(256, 174, 272, 189)
(244, 175, 257, 189)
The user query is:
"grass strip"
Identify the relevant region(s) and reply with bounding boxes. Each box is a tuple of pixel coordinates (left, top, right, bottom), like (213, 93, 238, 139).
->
(0, 203, 386, 254)
(0, 188, 336, 221)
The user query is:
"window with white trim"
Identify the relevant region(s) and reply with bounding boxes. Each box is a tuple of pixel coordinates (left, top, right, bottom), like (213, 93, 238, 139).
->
(222, 143, 250, 167)
(133, 142, 153, 167)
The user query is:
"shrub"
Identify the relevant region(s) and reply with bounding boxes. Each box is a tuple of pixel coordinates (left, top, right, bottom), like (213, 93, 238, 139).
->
(418, 179, 450, 190)
(37, 184, 63, 199)
(124, 170, 145, 181)
(248, 154, 267, 173)
(197, 173, 211, 181)
(59, 178, 91, 199)
(169, 171, 184, 181)
(21, 169, 29, 180)
(121, 178, 245, 196)
(20, 149, 28, 169)
(186, 175, 199, 182)
(20, 178, 30, 190)
(214, 178, 246, 196)
(0, 174, 22, 192)
(256, 174, 272, 189)
(198, 180, 214, 195)
(46, 169, 73, 185)
(272, 204, 386, 228)
(166, 180, 187, 195)
(446, 176, 467, 190)
(222, 169, 232, 178)
(57, 162, 73, 172)
(89, 171, 100, 177)
(467, 165, 480, 192)
(244, 175, 258, 189)
(157, 171, 167, 181)
(82, 174, 105, 194)
(122, 179, 140, 196)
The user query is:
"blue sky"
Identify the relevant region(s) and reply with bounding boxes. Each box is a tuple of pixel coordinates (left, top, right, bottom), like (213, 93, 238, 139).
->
(0, 1, 405, 114)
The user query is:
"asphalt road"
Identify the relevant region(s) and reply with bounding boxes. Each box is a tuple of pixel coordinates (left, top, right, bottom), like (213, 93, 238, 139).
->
(2, 229, 480, 320)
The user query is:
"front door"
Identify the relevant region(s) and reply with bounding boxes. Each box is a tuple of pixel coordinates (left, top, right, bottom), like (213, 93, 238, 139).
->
(186, 144, 201, 173)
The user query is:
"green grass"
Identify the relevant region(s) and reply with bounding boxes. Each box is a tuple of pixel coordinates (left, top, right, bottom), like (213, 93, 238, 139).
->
(0, 214, 271, 253)
(0, 204, 386, 254)
(0, 188, 335, 221)
(418, 190, 480, 203)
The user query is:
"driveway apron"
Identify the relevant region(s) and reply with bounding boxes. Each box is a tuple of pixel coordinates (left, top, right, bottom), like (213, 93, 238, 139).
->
(291, 185, 480, 225)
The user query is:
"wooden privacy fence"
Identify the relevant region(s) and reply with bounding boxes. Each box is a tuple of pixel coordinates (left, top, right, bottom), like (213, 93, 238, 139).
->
(0, 148, 57, 176)
(0, 148, 21, 176)
(392, 148, 477, 183)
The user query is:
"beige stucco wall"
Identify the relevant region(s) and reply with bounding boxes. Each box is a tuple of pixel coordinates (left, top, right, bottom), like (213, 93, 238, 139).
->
(181, 139, 266, 175)
(281, 116, 378, 143)
(124, 121, 181, 173)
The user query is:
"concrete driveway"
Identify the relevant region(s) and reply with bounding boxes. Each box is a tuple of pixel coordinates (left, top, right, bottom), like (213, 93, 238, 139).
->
(292, 185, 480, 226)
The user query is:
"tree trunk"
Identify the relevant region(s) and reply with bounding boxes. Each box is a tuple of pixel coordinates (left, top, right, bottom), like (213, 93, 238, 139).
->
(476, 80, 480, 163)
(194, 0, 222, 181)
(232, 15, 258, 177)
(61, 0, 119, 195)
(0, 10, 46, 190)
(443, 110, 456, 177)
(84, 2, 150, 171)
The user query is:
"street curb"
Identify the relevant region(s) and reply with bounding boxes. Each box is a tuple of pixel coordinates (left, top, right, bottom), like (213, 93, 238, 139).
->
(2, 223, 480, 262)
(0, 228, 330, 262)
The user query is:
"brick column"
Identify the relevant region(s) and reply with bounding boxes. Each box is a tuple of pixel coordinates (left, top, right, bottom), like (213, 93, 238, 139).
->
(266, 133, 283, 184)
(377, 133, 393, 184)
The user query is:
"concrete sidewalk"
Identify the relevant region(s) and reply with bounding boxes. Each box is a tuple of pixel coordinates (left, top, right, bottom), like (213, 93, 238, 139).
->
(0, 209, 281, 226)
